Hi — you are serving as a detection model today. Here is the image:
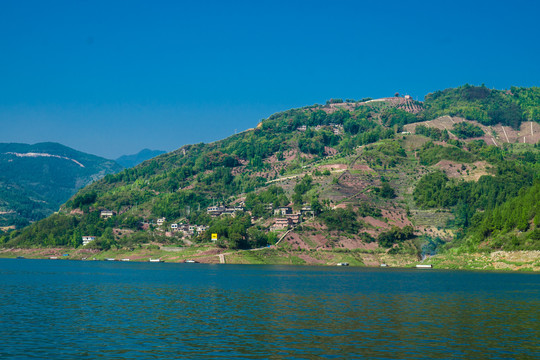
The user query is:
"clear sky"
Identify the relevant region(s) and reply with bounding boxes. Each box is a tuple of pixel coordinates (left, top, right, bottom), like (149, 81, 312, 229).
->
(1, 0, 539, 159)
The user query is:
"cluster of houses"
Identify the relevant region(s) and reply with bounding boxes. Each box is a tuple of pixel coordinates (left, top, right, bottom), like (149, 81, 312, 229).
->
(297, 124, 344, 135)
(82, 202, 313, 246)
(205, 203, 314, 232)
(270, 206, 313, 231)
(153, 217, 208, 237)
(169, 221, 207, 235)
(205, 203, 313, 232)
(206, 205, 245, 217)
(83, 210, 209, 245)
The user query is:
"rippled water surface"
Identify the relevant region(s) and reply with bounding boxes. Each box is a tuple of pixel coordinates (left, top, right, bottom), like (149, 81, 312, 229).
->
(0, 259, 538, 359)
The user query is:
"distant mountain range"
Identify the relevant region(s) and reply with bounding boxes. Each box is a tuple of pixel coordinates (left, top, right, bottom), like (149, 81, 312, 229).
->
(115, 149, 166, 168)
(0, 142, 123, 228)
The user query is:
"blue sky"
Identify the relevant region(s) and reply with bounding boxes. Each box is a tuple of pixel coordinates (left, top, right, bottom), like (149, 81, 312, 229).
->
(1, 0, 539, 159)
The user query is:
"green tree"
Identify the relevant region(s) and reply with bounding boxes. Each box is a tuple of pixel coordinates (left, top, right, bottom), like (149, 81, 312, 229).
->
(379, 182, 396, 199)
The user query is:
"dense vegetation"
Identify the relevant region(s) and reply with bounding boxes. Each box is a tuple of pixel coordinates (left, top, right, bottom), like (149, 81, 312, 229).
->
(423, 84, 540, 128)
(418, 142, 477, 166)
(0, 142, 122, 228)
(451, 122, 484, 139)
(2, 85, 539, 257)
(415, 125, 450, 141)
(320, 206, 363, 234)
(466, 181, 540, 250)
(413, 139, 539, 250)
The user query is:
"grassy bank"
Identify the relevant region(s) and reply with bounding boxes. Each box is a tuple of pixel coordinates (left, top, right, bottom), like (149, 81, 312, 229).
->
(424, 250, 540, 272)
(1, 246, 538, 271)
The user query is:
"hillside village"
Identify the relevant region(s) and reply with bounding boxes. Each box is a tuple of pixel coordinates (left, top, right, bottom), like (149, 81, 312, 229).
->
(83, 202, 315, 247)
(2, 85, 539, 269)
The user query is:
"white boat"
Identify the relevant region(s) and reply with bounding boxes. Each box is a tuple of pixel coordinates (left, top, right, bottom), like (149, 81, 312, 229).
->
(380, 263, 388, 267)
(184, 259, 198, 263)
(336, 262, 349, 266)
(149, 258, 162, 262)
(416, 264, 433, 269)
(121, 258, 130, 261)
(105, 258, 116, 261)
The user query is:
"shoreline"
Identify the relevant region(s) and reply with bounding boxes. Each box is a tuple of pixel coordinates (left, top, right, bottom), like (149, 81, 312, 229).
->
(1, 247, 538, 272)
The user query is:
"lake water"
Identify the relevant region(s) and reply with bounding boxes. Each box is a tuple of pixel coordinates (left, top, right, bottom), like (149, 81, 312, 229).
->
(0, 259, 538, 359)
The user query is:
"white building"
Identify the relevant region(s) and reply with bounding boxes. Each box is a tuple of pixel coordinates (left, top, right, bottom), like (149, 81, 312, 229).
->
(207, 206, 244, 217)
(207, 206, 225, 216)
(274, 207, 292, 216)
(196, 225, 208, 232)
(100, 210, 115, 219)
(82, 236, 96, 246)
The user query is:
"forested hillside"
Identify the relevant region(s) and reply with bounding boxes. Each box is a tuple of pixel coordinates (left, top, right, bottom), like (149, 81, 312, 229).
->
(0, 142, 123, 229)
(422, 84, 540, 128)
(2, 85, 539, 265)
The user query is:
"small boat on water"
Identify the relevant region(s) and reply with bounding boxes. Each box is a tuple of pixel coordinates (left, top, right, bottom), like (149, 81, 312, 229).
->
(416, 264, 433, 269)
(380, 263, 388, 267)
(184, 259, 198, 263)
(121, 258, 130, 261)
(336, 262, 349, 266)
(149, 258, 162, 262)
(49, 256, 58, 260)
(105, 258, 116, 261)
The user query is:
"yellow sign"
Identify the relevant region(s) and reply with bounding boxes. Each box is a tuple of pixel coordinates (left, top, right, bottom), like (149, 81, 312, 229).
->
(211, 233, 218, 241)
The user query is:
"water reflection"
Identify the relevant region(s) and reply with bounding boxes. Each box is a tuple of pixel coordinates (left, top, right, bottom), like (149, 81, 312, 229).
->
(0, 260, 538, 359)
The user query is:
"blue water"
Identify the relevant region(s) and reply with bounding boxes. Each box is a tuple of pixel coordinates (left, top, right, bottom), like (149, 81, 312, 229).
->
(0, 259, 538, 359)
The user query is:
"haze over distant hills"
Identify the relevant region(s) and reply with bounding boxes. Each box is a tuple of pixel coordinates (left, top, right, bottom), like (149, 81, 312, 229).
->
(115, 149, 166, 168)
(0, 142, 123, 228)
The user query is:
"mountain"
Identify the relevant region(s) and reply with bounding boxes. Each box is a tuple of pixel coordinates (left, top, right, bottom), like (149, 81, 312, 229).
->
(116, 149, 166, 168)
(0, 142, 123, 229)
(3, 85, 539, 266)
